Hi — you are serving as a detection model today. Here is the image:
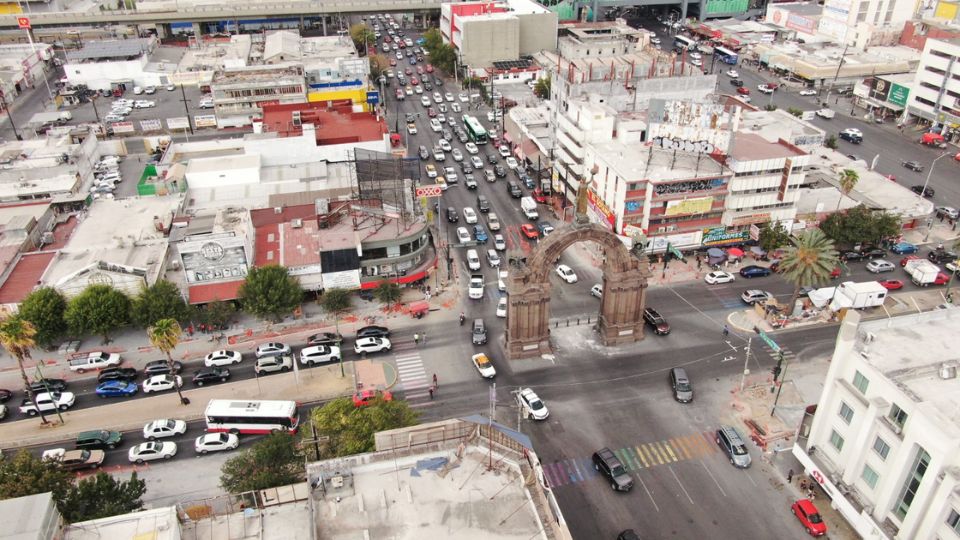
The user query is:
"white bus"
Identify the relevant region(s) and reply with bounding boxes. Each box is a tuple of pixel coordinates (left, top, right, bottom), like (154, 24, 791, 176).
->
(673, 35, 697, 52)
(714, 46, 739, 65)
(205, 399, 301, 435)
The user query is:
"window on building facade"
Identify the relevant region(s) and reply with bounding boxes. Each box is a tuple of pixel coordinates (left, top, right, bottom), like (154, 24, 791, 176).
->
(873, 436, 890, 460)
(853, 371, 869, 394)
(947, 510, 960, 534)
(889, 404, 908, 429)
(893, 448, 931, 520)
(839, 402, 854, 424)
(861, 464, 879, 489)
(930, 49, 955, 61)
(829, 430, 845, 452)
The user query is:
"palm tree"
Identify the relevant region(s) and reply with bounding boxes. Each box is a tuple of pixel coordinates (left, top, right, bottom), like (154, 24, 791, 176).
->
(147, 318, 186, 405)
(0, 315, 47, 424)
(778, 229, 840, 311)
(836, 169, 859, 212)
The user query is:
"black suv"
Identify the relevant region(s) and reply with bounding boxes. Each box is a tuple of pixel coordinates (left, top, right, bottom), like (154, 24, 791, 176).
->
(193, 367, 231, 386)
(27, 378, 67, 394)
(97, 367, 138, 384)
(76, 429, 122, 450)
(307, 332, 343, 346)
(592, 447, 633, 491)
(356, 325, 390, 338)
(447, 207, 459, 222)
(143, 359, 183, 377)
(911, 185, 935, 198)
(928, 249, 958, 264)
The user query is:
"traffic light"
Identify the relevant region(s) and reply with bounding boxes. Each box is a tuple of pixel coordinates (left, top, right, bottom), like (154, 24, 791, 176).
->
(772, 353, 784, 381)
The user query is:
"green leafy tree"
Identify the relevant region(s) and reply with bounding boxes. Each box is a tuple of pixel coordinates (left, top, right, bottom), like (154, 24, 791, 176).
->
(0, 316, 49, 424)
(147, 319, 185, 404)
(65, 285, 131, 342)
(369, 54, 388, 81)
(220, 433, 303, 493)
(132, 280, 189, 327)
(787, 107, 803, 118)
(372, 280, 402, 310)
(763, 104, 778, 111)
(59, 472, 146, 523)
(824, 135, 838, 150)
(422, 28, 443, 52)
(533, 75, 551, 99)
(18, 287, 68, 348)
(836, 168, 859, 212)
(758, 222, 791, 253)
(778, 229, 839, 309)
(0, 449, 72, 501)
(238, 265, 303, 322)
(821, 206, 901, 249)
(349, 24, 376, 54)
(197, 300, 236, 329)
(317, 288, 352, 376)
(304, 397, 419, 459)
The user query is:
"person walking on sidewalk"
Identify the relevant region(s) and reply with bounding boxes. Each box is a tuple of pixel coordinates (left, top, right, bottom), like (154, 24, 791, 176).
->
(787, 468, 794, 483)
(414, 333, 420, 345)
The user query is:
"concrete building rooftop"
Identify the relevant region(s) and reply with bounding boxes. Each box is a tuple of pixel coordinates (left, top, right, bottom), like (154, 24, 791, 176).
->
(502, 0, 550, 14)
(177, 35, 253, 74)
(307, 441, 548, 539)
(66, 506, 179, 540)
(212, 63, 303, 85)
(738, 108, 825, 150)
(65, 38, 152, 62)
(594, 140, 728, 181)
(730, 132, 806, 161)
(856, 309, 960, 430)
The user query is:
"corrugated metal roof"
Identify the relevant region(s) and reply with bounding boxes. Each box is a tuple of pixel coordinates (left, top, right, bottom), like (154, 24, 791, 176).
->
(66, 39, 151, 62)
(188, 279, 243, 304)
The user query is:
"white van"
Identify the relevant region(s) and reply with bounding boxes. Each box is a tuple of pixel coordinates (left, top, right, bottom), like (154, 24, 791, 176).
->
(466, 249, 481, 271)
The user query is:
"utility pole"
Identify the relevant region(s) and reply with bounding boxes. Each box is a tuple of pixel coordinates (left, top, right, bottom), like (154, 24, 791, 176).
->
(739, 337, 752, 392)
(771, 351, 787, 417)
(178, 84, 195, 134)
(0, 89, 22, 140)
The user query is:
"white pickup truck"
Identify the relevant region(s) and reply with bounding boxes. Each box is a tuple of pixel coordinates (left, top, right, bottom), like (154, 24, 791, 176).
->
(815, 109, 835, 119)
(68, 351, 121, 373)
(19, 391, 76, 416)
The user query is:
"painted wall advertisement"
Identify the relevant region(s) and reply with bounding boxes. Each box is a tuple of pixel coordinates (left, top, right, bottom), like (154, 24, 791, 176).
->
(194, 115, 217, 128)
(110, 121, 135, 134)
(786, 14, 816, 34)
(139, 119, 162, 131)
(648, 231, 703, 252)
(701, 226, 751, 247)
(647, 99, 736, 155)
(817, 17, 849, 42)
(705, 0, 749, 15)
(587, 188, 616, 231)
(167, 117, 190, 130)
(888, 83, 910, 107)
(665, 197, 714, 217)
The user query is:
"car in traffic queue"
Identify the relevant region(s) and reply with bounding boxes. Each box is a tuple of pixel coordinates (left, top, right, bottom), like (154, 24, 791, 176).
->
(472, 353, 497, 378)
(204, 350, 242, 367)
(95, 380, 138, 399)
(516, 388, 549, 420)
(354, 337, 392, 354)
(195, 433, 240, 454)
(141, 374, 182, 394)
(143, 419, 187, 440)
(643, 308, 671, 335)
(192, 367, 231, 386)
(128, 441, 177, 463)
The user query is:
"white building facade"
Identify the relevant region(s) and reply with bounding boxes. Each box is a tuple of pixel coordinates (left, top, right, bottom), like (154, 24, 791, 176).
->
(796, 310, 960, 540)
(818, 0, 917, 47)
(722, 132, 809, 229)
(905, 37, 960, 132)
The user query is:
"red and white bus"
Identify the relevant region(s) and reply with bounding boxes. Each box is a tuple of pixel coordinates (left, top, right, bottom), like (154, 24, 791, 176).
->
(204, 399, 300, 435)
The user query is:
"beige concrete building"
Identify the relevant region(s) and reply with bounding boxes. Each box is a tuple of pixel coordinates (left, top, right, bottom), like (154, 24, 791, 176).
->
(440, 0, 558, 68)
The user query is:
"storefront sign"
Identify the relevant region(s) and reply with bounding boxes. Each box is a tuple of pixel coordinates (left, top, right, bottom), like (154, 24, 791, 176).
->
(666, 197, 714, 217)
(869, 78, 891, 102)
(322, 269, 362, 290)
(139, 119, 162, 131)
(731, 213, 771, 226)
(648, 231, 702, 252)
(167, 117, 190, 130)
(888, 83, 910, 107)
(194, 115, 217, 128)
(786, 14, 816, 34)
(179, 234, 249, 284)
(702, 226, 751, 246)
(587, 188, 616, 230)
(110, 121, 135, 134)
(704, 0, 748, 14)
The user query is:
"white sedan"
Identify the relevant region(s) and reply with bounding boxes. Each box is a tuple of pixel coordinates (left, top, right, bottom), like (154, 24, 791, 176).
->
(133, 100, 156, 108)
(128, 441, 177, 464)
(143, 419, 187, 440)
(590, 284, 603, 298)
(194, 433, 239, 454)
(725, 69, 739, 78)
(458, 92, 470, 102)
(555, 264, 578, 284)
(141, 374, 182, 393)
(496, 297, 507, 318)
(465, 142, 479, 154)
(463, 207, 478, 224)
(799, 89, 817, 96)
(757, 84, 774, 94)
(498, 145, 511, 157)
(204, 349, 242, 367)
(705, 271, 736, 284)
(255, 342, 291, 358)
(472, 353, 497, 378)
(505, 157, 519, 170)
(456, 226, 471, 244)
(354, 337, 392, 354)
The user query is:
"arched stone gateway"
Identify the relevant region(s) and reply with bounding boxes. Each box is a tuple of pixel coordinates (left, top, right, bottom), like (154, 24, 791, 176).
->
(505, 221, 653, 359)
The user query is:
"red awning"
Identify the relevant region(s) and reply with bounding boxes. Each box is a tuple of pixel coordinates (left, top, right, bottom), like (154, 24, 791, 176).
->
(188, 280, 244, 304)
(727, 247, 745, 257)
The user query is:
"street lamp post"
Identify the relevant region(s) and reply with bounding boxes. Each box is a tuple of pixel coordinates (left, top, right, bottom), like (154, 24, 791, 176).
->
(922, 152, 952, 241)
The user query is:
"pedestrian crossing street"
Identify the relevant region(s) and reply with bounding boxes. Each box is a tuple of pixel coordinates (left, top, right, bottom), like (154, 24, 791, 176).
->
(541, 430, 721, 489)
(392, 340, 432, 404)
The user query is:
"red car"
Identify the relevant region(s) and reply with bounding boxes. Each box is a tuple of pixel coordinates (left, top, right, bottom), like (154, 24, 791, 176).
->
(389, 58, 396, 66)
(410, 77, 419, 85)
(737, 86, 751, 95)
(878, 279, 903, 290)
(383, 36, 392, 44)
(933, 272, 950, 285)
(520, 224, 539, 239)
(352, 389, 393, 407)
(427, 107, 436, 118)
(831, 266, 841, 279)
(426, 65, 434, 73)
(404, 67, 413, 76)
(791, 499, 827, 536)
(900, 255, 920, 267)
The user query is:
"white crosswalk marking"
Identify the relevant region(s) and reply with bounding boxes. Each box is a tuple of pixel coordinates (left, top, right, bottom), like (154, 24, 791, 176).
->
(393, 345, 431, 401)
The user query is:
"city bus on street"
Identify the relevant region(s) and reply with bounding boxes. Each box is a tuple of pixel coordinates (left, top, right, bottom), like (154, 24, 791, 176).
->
(462, 115, 489, 144)
(715, 46, 739, 65)
(205, 399, 300, 435)
(673, 35, 696, 52)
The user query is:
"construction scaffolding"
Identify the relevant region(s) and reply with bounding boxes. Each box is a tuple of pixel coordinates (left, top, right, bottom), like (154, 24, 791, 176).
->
(353, 148, 422, 232)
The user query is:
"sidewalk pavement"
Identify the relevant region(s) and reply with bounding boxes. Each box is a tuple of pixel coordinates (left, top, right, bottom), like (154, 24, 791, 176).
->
(0, 363, 354, 450)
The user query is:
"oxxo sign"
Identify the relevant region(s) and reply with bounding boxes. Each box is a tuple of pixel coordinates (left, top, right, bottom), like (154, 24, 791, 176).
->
(652, 136, 716, 154)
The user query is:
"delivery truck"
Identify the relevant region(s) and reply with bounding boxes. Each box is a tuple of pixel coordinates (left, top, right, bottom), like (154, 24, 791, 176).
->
(29, 111, 73, 125)
(520, 196, 539, 221)
(905, 259, 941, 286)
(830, 281, 887, 310)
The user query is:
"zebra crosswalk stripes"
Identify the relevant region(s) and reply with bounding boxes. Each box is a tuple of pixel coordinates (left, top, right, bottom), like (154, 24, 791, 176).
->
(392, 341, 431, 402)
(760, 344, 797, 363)
(541, 431, 720, 489)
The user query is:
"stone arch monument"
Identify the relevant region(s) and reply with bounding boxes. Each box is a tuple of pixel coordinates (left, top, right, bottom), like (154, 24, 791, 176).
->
(504, 220, 652, 359)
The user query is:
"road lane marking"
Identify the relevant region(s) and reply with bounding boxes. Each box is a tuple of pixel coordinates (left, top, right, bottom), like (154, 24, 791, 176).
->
(669, 466, 695, 504)
(635, 474, 660, 513)
(699, 460, 727, 497)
